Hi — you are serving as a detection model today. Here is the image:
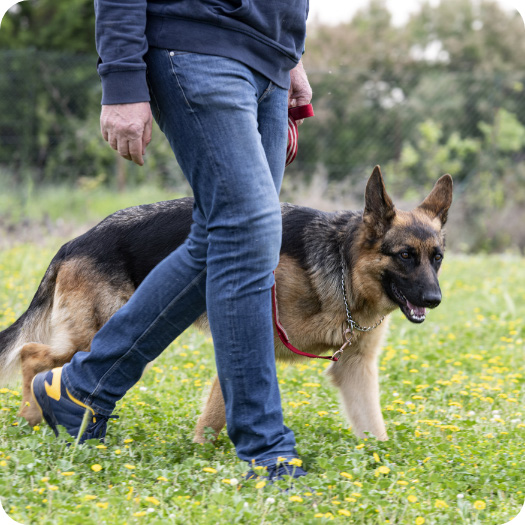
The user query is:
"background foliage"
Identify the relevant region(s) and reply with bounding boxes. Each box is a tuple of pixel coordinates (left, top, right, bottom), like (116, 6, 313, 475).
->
(1, 0, 525, 252)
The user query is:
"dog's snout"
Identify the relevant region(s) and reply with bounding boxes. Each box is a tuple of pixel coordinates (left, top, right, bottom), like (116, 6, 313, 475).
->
(422, 290, 441, 308)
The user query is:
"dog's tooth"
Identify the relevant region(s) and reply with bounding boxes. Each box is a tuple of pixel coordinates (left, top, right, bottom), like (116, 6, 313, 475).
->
(410, 309, 415, 316)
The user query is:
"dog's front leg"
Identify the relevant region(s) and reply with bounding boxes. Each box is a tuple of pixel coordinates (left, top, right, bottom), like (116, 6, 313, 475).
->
(327, 346, 388, 441)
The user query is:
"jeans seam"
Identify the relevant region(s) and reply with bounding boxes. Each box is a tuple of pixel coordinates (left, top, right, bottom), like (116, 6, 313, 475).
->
(257, 81, 275, 104)
(84, 267, 207, 409)
(166, 50, 195, 111)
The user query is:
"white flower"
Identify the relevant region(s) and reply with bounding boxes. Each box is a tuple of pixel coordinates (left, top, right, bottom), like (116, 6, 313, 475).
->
(229, 478, 239, 486)
(266, 497, 276, 504)
(457, 494, 464, 499)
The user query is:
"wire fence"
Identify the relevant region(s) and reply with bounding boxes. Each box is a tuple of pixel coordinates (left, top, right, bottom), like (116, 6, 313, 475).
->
(1, 49, 525, 250)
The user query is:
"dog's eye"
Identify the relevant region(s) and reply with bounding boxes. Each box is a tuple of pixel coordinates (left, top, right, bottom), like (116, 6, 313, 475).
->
(435, 254, 443, 262)
(400, 252, 410, 260)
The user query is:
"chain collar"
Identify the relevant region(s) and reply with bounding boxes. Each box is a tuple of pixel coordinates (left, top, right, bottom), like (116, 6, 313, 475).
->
(331, 259, 385, 361)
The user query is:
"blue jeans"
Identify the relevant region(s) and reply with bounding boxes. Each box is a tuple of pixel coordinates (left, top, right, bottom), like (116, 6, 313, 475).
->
(62, 48, 298, 463)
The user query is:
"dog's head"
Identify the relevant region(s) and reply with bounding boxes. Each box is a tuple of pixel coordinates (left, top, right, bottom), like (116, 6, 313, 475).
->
(359, 165, 453, 323)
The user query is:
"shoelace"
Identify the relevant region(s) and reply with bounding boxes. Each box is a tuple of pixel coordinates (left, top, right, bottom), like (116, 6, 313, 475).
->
(85, 414, 119, 440)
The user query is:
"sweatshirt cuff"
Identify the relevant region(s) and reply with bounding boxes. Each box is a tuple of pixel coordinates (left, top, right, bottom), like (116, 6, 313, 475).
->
(100, 70, 151, 105)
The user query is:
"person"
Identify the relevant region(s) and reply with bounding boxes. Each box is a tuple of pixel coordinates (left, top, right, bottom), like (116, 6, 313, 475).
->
(31, 0, 312, 481)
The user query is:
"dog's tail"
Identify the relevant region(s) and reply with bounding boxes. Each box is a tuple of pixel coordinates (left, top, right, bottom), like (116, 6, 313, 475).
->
(0, 251, 62, 386)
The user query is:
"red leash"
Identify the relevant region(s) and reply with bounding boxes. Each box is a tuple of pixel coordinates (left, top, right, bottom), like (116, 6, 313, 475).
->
(279, 103, 340, 360)
(271, 279, 341, 362)
(286, 104, 315, 166)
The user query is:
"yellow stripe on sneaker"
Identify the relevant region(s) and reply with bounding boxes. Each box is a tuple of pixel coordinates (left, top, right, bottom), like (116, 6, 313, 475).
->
(66, 388, 95, 415)
(44, 367, 63, 401)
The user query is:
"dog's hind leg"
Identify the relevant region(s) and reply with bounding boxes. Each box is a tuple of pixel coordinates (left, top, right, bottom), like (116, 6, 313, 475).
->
(193, 375, 226, 443)
(18, 343, 77, 426)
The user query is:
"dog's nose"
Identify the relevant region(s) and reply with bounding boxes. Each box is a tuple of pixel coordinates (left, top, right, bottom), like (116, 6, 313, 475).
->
(422, 290, 441, 308)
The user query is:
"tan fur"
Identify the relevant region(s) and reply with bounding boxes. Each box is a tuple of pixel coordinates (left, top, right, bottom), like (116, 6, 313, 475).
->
(10, 167, 452, 446)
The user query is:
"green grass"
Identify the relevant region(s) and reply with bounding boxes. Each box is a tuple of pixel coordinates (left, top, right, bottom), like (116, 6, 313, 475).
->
(0, 246, 524, 525)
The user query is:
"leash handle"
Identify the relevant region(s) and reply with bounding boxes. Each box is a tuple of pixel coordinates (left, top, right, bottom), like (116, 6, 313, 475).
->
(286, 103, 314, 167)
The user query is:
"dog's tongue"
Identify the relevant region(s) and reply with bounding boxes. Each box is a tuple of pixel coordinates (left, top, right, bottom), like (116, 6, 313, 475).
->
(406, 299, 426, 317)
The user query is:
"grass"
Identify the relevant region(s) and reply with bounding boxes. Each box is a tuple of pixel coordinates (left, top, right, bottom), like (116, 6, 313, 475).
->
(0, 242, 524, 524)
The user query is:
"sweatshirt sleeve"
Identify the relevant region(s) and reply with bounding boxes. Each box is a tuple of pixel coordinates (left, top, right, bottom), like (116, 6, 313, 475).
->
(95, 0, 150, 105)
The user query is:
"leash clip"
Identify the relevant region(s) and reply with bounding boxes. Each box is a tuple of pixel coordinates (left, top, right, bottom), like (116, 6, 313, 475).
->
(331, 327, 353, 361)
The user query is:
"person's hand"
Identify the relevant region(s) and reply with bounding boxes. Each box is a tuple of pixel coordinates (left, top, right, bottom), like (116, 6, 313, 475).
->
(100, 102, 153, 166)
(288, 60, 312, 125)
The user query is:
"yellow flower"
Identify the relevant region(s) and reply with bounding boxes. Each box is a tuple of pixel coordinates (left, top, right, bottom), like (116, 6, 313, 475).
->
(61, 472, 75, 476)
(377, 466, 390, 475)
(373, 452, 380, 462)
(133, 511, 147, 517)
(407, 495, 417, 503)
(40, 477, 50, 483)
(95, 445, 107, 449)
(124, 439, 134, 443)
(124, 464, 136, 470)
(277, 456, 288, 462)
(255, 480, 267, 489)
(202, 467, 217, 474)
(397, 480, 408, 486)
(435, 499, 449, 509)
(355, 444, 365, 450)
(289, 496, 303, 502)
(84, 495, 97, 501)
(33, 426, 40, 431)
(91, 464, 102, 472)
(338, 509, 351, 516)
(288, 458, 303, 467)
(96, 502, 109, 509)
(473, 500, 486, 510)
(48, 486, 58, 491)
(340, 472, 353, 479)
(415, 518, 425, 525)
(157, 476, 168, 482)
(145, 496, 160, 505)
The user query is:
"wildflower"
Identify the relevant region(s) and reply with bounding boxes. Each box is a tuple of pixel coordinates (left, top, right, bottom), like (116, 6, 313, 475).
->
(338, 509, 351, 516)
(266, 497, 275, 504)
(415, 518, 425, 525)
(61, 472, 75, 477)
(95, 444, 107, 449)
(255, 480, 266, 489)
(288, 458, 303, 467)
(133, 511, 147, 517)
(96, 502, 109, 509)
(435, 499, 449, 509)
(157, 476, 168, 482)
(203, 467, 217, 474)
(355, 444, 365, 449)
(145, 496, 160, 506)
(407, 495, 417, 503)
(124, 438, 133, 443)
(289, 496, 303, 502)
(33, 426, 40, 431)
(473, 500, 486, 510)
(373, 452, 380, 462)
(376, 466, 390, 475)
(84, 495, 97, 501)
(124, 464, 136, 470)
(40, 477, 49, 483)
(277, 456, 288, 462)
(340, 472, 353, 479)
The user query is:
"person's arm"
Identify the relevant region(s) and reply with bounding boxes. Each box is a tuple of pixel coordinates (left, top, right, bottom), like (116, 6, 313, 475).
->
(95, 0, 152, 165)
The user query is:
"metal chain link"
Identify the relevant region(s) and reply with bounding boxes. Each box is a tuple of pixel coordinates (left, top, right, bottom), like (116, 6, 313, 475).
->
(341, 263, 385, 333)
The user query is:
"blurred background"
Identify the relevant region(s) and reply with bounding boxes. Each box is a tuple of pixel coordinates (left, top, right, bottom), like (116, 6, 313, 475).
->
(1, 0, 524, 252)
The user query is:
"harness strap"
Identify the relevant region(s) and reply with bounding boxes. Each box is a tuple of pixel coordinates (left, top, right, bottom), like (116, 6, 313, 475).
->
(286, 104, 315, 166)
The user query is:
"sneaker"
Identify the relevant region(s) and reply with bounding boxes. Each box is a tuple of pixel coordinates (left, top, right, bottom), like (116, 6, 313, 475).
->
(30, 367, 115, 443)
(245, 459, 308, 483)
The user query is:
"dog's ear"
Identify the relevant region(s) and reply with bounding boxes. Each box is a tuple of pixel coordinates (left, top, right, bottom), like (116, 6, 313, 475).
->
(363, 165, 396, 236)
(417, 174, 453, 226)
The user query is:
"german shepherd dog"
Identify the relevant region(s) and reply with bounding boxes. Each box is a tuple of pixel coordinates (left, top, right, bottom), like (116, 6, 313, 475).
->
(0, 166, 452, 442)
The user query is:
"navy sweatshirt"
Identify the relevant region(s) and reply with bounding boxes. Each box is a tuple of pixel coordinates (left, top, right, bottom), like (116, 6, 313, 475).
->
(95, 0, 309, 105)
